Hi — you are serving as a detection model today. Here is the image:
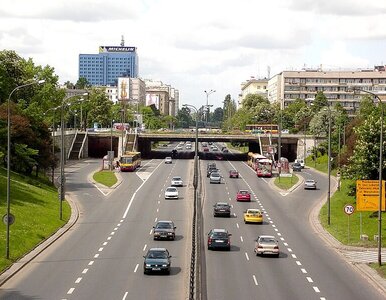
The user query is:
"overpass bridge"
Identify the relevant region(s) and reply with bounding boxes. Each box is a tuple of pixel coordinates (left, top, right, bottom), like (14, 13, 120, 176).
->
(54, 130, 325, 162)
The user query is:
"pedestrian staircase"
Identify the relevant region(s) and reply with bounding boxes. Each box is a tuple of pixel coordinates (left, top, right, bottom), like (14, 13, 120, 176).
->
(257, 134, 275, 161)
(68, 131, 87, 160)
(124, 132, 138, 153)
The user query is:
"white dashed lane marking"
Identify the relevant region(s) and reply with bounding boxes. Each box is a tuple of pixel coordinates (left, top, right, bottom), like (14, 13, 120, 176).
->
(253, 275, 258, 286)
(75, 277, 82, 284)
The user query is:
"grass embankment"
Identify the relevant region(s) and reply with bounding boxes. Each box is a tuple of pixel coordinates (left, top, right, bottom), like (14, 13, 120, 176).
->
(93, 170, 117, 187)
(305, 156, 386, 277)
(274, 175, 299, 190)
(0, 167, 70, 272)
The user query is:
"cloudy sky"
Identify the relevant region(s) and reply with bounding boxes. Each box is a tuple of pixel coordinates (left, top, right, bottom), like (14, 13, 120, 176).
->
(1, 0, 386, 109)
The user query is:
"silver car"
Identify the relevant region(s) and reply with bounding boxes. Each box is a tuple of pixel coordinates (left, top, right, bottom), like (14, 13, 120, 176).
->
(171, 176, 183, 187)
(254, 235, 279, 257)
(304, 179, 317, 190)
(209, 172, 222, 184)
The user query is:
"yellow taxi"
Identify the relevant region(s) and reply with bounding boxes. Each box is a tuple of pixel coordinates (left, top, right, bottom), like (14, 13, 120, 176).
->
(243, 209, 263, 224)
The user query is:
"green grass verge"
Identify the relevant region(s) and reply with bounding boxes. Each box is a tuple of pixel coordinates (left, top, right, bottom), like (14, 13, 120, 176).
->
(319, 179, 386, 247)
(93, 170, 117, 187)
(0, 167, 70, 271)
(306, 153, 386, 277)
(369, 263, 386, 278)
(274, 175, 299, 190)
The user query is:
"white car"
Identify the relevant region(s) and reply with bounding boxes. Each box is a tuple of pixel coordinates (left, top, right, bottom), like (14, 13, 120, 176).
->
(209, 172, 222, 184)
(165, 187, 179, 199)
(171, 176, 183, 187)
(165, 157, 172, 164)
(304, 179, 317, 190)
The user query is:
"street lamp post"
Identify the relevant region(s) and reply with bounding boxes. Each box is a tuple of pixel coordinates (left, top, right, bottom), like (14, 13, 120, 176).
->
(6, 79, 45, 259)
(327, 106, 332, 226)
(352, 88, 384, 266)
(183, 104, 199, 188)
(204, 90, 216, 126)
(60, 93, 88, 221)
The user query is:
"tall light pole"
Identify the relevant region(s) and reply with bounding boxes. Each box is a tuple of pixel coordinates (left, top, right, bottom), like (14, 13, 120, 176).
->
(6, 79, 45, 259)
(352, 87, 384, 266)
(183, 104, 199, 189)
(204, 89, 216, 125)
(60, 92, 88, 221)
(327, 106, 332, 226)
(44, 105, 61, 183)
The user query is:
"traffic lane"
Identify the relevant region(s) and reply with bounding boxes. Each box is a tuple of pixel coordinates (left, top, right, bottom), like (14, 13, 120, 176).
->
(203, 169, 259, 300)
(281, 169, 385, 299)
(65, 159, 193, 299)
(203, 161, 320, 299)
(235, 162, 384, 299)
(0, 159, 145, 299)
(213, 161, 321, 299)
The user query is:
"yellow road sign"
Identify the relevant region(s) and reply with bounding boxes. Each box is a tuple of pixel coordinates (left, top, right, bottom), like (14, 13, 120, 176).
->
(356, 180, 386, 211)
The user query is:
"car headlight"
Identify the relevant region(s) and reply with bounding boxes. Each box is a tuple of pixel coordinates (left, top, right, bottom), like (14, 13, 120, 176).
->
(168, 232, 173, 235)
(146, 264, 151, 267)
(162, 264, 168, 267)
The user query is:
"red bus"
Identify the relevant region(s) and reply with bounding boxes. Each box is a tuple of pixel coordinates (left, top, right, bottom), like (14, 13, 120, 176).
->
(247, 152, 272, 177)
(256, 158, 273, 177)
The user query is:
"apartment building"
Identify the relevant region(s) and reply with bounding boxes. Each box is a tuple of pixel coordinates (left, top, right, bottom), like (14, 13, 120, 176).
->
(268, 66, 386, 114)
(239, 77, 268, 105)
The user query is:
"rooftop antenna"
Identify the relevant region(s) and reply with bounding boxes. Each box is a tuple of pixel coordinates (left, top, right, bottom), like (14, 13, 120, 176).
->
(267, 66, 271, 79)
(120, 35, 125, 46)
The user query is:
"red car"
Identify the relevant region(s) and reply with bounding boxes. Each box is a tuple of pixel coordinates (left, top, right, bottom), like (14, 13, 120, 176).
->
(236, 190, 251, 202)
(229, 170, 239, 178)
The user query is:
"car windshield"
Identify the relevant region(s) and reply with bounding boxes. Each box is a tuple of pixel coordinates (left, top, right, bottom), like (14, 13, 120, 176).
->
(216, 203, 229, 207)
(211, 173, 220, 177)
(240, 191, 248, 195)
(156, 222, 173, 229)
(248, 210, 260, 214)
(260, 237, 276, 244)
(147, 251, 168, 259)
(212, 232, 228, 238)
(166, 188, 177, 192)
(172, 177, 181, 181)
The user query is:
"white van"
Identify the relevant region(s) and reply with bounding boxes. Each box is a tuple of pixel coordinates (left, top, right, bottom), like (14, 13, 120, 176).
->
(295, 159, 305, 168)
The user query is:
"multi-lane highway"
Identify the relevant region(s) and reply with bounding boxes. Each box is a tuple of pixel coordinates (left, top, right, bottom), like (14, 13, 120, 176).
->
(201, 151, 384, 300)
(0, 156, 194, 299)
(0, 141, 384, 299)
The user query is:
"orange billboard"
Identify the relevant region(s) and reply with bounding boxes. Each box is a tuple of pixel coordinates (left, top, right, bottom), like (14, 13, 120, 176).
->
(356, 180, 386, 211)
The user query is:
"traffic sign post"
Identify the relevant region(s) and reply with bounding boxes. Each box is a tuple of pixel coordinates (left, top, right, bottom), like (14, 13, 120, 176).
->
(344, 204, 355, 243)
(356, 180, 386, 211)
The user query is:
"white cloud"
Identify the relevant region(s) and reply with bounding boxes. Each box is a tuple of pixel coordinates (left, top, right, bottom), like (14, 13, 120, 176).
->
(0, 0, 385, 109)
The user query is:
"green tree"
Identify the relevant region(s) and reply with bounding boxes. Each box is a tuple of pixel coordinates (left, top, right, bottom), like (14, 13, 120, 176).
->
(242, 94, 269, 111)
(346, 113, 383, 179)
(312, 91, 328, 112)
(75, 77, 90, 89)
(86, 88, 113, 127)
(212, 107, 223, 125)
(176, 107, 193, 128)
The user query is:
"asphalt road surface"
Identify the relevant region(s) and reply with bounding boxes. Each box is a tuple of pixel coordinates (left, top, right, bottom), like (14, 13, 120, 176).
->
(0, 151, 384, 300)
(0, 158, 193, 299)
(200, 157, 384, 300)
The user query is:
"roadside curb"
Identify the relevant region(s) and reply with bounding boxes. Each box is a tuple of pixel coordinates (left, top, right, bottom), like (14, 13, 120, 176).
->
(88, 168, 123, 196)
(268, 172, 304, 194)
(0, 193, 80, 286)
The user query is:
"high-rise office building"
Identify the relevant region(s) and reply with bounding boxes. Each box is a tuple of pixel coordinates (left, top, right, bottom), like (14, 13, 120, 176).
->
(79, 41, 138, 86)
